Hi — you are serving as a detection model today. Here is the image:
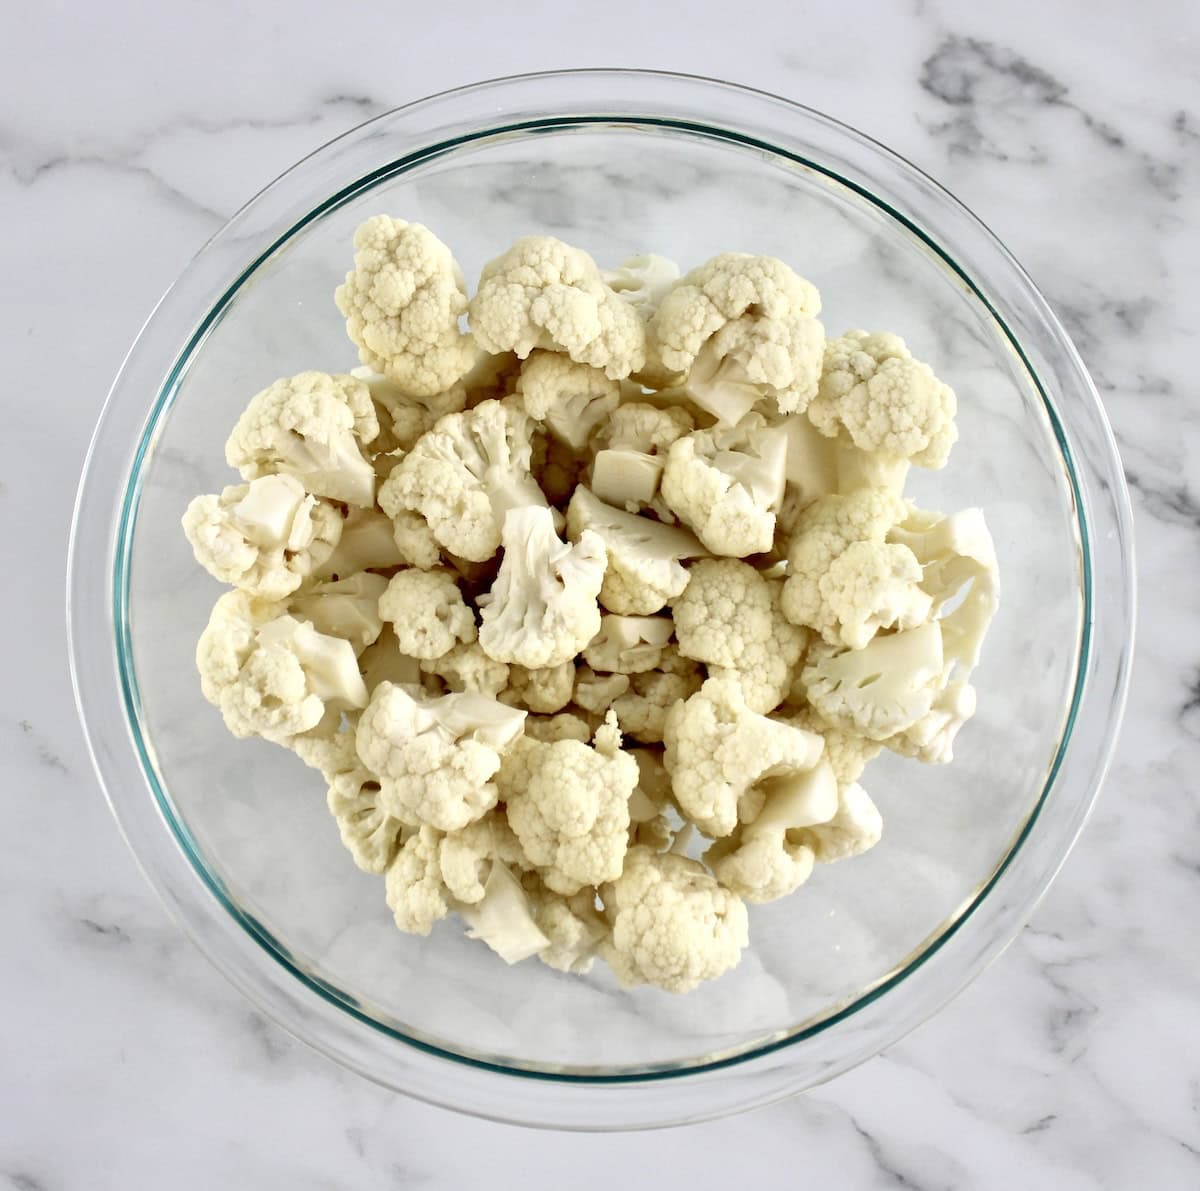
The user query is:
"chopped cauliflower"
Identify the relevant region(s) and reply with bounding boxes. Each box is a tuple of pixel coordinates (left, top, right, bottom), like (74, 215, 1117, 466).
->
(601, 846, 749, 993)
(516, 351, 621, 451)
(522, 874, 609, 974)
(289, 572, 387, 656)
(182, 474, 343, 600)
(499, 660, 576, 714)
(602, 253, 681, 321)
(469, 236, 646, 379)
(385, 826, 452, 935)
(225, 371, 380, 507)
(583, 614, 674, 674)
(335, 216, 477, 397)
(357, 682, 526, 832)
(649, 252, 824, 418)
(478, 506, 606, 669)
(379, 398, 547, 562)
(315, 507, 402, 579)
(523, 711, 593, 744)
(663, 675, 824, 837)
(572, 666, 631, 715)
(807, 330, 958, 469)
(327, 765, 409, 874)
(378, 568, 477, 660)
(419, 641, 509, 697)
(566, 486, 705, 615)
(438, 811, 530, 904)
(498, 713, 639, 894)
(660, 416, 789, 556)
(611, 648, 704, 743)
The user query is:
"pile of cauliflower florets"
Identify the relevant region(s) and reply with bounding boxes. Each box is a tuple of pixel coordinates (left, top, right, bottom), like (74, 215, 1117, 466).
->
(182, 217, 999, 994)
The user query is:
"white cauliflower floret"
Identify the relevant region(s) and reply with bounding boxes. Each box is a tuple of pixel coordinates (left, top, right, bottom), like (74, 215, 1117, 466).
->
(385, 826, 452, 935)
(660, 416, 789, 556)
(327, 765, 409, 874)
(807, 330, 958, 469)
(379, 399, 547, 562)
(649, 253, 824, 419)
(801, 782, 883, 862)
(884, 506, 1000, 762)
(521, 874, 609, 974)
(290, 718, 360, 780)
(478, 506, 606, 669)
(573, 666, 631, 715)
(390, 509, 442, 569)
(782, 706, 882, 790)
(802, 620, 946, 742)
(583, 614, 674, 674)
(438, 811, 530, 904)
(458, 861, 550, 964)
(225, 371, 379, 507)
(352, 366, 469, 453)
(196, 593, 368, 744)
(705, 760, 839, 902)
(335, 216, 477, 397)
(566, 486, 706, 615)
(499, 661, 576, 714)
(611, 649, 704, 743)
(516, 351, 621, 451)
(315, 507, 403, 579)
(469, 236, 646, 379)
(357, 682, 526, 832)
(602, 253, 681, 321)
(602, 402, 695, 454)
(497, 713, 639, 895)
(523, 712, 593, 744)
(592, 402, 694, 512)
(182, 474, 343, 600)
(663, 675, 824, 838)
(601, 846, 749, 993)
(781, 488, 928, 647)
(419, 641, 509, 697)
(378, 568, 476, 660)
(289, 572, 387, 656)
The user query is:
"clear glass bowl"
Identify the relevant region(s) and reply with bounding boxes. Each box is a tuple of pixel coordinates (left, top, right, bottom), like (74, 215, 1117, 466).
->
(68, 71, 1134, 1130)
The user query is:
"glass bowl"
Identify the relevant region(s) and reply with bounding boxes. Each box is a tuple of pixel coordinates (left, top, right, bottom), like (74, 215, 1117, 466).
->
(68, 70, 1135, 1130)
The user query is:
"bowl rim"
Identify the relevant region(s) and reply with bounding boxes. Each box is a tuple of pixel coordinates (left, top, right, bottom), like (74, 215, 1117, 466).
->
(67, 68, 1135, 1129)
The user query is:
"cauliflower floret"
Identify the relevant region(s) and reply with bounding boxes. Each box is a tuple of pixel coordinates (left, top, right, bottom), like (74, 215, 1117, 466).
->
(478, 506, 606, 669)
(290, 716, 360, 779)
(648, 253, 824, 419)
(705, 760, 838, 902)
(802, 782, 883, 862)
(602, 402, 695, 454)
(327, 765, 409, 874)
(315, 507, 404, 579)
(420, 641, 509, 697)
(531, 432, 585, 508)
(182, 474, 343, 600)
(225, 371, 380, 507)
(196, 593, 368, 744)
(807, 330, 958, 469)
(458, 861, 550, 964)
(497, 713, 639, 894)
(335, 216, 477, 397)
(289, 572, 387, 656)
(357, 682, 526, 832)
(802, 620, 946, 742)
(601, 846, 749, 993)
(521, 874, 609, 974)
(390, 509, 442, 570)
(516, 352, 622, 451)
(566, 486, 706, 615)
(602, 253, 681, 321)
(573, 666, 631, 715)
(499, 660, 576, 714)
(469, 236, 646, 379)
(591, 402, 695, 513)
(378, 568, 476, 661)
(379, 399, 547, 562)
(781, 488, 928, 647)
(781, 706, 882, 789)
(352, 366, 469, 452)
(611, 648, 704, 743)
(438, 811, 530, 904)
(583, 614, 674, 674)
(660, 416, 789, 556)
(385, 826, 452, 935)
(523, 711, 593, 744)
(663, 675, 824, 838)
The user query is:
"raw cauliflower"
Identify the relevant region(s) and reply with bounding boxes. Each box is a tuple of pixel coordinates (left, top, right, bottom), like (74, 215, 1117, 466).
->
(378, 568, 477, 660)
(357, 682, 527, 832)
(182, 474, 343, 600)
(601, 846, 749, 993)
(611, 648, 704, 743)
(516, 351, 622, 452)
(807, 330, 958, 469)
(335, 216, 477, 396)
(499, 660, 577, 714)
(225, 371, 380, 507)
(469, 236, 646, 379)
(419, 641, 509, 697)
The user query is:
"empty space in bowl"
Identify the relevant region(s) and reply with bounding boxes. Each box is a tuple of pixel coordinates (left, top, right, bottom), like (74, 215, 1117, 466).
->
(122, 118, 1084, 1076)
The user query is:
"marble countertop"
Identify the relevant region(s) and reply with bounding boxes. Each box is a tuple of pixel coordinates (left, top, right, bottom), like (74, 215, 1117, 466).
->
(5, 0, 1198, 1185)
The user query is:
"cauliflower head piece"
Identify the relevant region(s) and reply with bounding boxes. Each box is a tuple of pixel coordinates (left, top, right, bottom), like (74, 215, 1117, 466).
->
(335, 216, 477, 397)
(378, 568, 477, 660)
(516, 351, 622, 452)
(357, 682, 527, 832)
(478, 506, 607, 670)
(611, 648, 704, 744)
(601, 846, 749, 993)
(469, 236, 646, 379)
(182, 474, 343, 600)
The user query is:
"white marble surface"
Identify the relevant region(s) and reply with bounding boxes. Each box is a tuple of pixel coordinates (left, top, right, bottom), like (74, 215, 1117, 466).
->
(4, 0, 1198, 1185)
